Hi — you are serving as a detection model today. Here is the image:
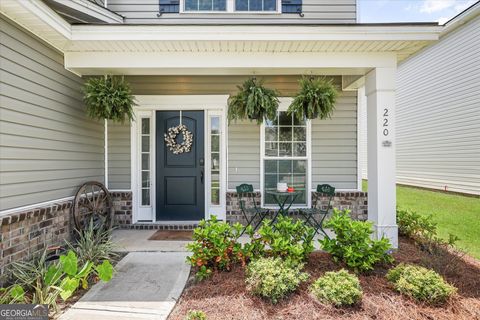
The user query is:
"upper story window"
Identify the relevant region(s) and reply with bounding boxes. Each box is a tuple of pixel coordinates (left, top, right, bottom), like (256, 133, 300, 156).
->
(235, 0, 277, 11)
(160, 0, 300, 14)
(185, 0, 227, 11)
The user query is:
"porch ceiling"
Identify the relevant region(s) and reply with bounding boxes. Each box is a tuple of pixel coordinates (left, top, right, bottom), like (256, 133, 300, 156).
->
(1, 0, 442, 77)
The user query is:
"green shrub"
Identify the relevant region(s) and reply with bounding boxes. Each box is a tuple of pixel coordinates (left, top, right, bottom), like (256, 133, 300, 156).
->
(320, 209, 394, 273)
(310, 269, 363, 306)
(243, 215, 315, 265)
(185, 310, 207, 320)
(8, 250, 113, 311)
(397, 208, 437, 239)
(66, 219, 118, 266)
(0, 284, 25, 304)
(396, 208, 459, 252)
(387, 264, 456, 304)
(245, 257, 308, 304)
(186, 216, 243, 280)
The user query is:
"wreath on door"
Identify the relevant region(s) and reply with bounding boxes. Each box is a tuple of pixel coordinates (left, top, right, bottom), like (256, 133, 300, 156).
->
(164, 124, 193, 154)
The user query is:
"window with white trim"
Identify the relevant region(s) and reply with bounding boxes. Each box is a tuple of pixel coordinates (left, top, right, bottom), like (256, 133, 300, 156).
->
(140, 118, 151, 206)
(210, 116, 221, 205)
(236, 0, 277, 11)
(263, 111, 309, 206)
(185, 0, 227, 11)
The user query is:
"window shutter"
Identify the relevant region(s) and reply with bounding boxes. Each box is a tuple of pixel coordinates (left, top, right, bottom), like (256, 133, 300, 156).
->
(282, 0, 302, 14)
(159, 0, 180, 14)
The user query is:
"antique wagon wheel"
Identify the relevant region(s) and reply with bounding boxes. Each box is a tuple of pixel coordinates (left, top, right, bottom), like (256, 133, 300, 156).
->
(73, 181, 113, 231)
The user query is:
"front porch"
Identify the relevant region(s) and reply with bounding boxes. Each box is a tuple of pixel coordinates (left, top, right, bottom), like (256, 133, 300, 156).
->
(0, 19, 445, 273)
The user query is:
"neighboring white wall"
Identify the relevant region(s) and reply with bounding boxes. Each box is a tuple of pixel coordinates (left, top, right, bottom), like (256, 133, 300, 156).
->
(0, 15, 105, 211)
(360, 15, 480, 195)
(358, 87, 368, 180)
(396, 15, 480, 195)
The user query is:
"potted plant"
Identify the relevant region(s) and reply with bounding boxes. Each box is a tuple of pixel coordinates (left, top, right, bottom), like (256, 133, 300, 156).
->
(288, 76, 338, 121)
(83, 75, 135, 123)
(228, 77, 279, 124)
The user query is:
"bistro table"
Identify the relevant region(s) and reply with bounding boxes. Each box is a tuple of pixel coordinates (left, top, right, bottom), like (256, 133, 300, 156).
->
(266, 190, 302, 225)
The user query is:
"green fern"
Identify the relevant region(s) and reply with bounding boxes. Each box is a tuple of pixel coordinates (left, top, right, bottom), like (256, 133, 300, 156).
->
(228, 77, 279, 124)
(83, 75, 135, 123)
(288, 76, 338, 121)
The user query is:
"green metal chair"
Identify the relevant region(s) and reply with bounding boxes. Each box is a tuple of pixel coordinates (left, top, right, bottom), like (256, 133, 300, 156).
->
(236, 184, 270, 235)
(298, 184, 335, 238)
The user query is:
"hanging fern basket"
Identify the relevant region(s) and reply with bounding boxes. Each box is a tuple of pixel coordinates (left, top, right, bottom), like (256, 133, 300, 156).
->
(288, 76, 339, 121)
(228, 77, 279, 124)
(83, 75, 136, 123)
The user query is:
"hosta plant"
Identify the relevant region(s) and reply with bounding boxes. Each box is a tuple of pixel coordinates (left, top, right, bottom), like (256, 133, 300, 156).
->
(245, 257, 308, 304)
(228, 77, 279, 124)
(288, 76, 338, 120)
(320, 209, 394, 273)
(310, 269, 363, 306)
(84, 75, 135, 123)
(387, 264, 456, 304)
(186, 215, 243, 280)
(8, 250, 113, 311)
(243, 215, 315, 265)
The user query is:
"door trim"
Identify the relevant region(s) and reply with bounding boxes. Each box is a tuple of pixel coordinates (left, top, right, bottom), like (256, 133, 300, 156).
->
(131, 95, 229, 224)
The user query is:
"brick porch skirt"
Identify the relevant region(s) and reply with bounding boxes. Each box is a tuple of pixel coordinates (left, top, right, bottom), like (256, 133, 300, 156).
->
(0, 190, 367, 279)
(226, 191, 368, 225)
(0, 192, 133, 281)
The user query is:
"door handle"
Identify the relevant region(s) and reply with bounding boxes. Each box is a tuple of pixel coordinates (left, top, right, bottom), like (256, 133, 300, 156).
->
(201, 170, 204, 184)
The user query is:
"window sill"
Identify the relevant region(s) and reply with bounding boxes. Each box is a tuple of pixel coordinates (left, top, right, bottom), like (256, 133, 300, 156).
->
(179, 11, 282, 15)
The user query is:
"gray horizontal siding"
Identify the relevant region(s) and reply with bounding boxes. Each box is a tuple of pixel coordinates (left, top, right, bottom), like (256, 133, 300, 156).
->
(228, 121, 261, 189)
(311, 90, 358, 189)
(107, 75, 357, 191)
(395, 15, 480, 195)
(0, 15, 105, 211)
(108, 121, 131, 189)
(107, 0, 356, 24)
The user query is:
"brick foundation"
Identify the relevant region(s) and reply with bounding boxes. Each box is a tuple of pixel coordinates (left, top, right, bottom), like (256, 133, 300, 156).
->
(111, 191, 133, 227)
(0, 191, 134, 281)
(0, 201, 72, 280)
(226, 191, 368, 224)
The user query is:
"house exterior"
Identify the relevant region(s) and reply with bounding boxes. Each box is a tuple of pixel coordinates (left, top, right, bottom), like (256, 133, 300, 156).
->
(360, 2, 480, 196)
(0, 0, 443, 275)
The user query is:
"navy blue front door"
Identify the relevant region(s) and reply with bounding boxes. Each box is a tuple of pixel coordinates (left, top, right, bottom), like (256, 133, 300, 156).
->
(156, 111, 205, 221)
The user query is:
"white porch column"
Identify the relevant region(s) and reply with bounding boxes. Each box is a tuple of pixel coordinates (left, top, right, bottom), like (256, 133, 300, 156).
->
(365, 67, 398, 248)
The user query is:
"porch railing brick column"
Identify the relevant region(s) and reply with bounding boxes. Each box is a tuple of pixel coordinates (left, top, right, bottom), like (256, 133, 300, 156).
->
(365, 67, 398, 248)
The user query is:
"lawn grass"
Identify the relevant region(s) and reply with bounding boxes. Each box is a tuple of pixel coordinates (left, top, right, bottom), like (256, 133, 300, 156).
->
(362, 180, 480, 259)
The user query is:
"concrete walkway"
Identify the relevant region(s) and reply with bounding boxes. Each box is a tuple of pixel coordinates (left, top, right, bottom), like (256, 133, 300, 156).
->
(60, 233, 191, 320)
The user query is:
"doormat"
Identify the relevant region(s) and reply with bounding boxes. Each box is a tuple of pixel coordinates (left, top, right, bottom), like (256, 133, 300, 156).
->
(148, 230, 193, 241)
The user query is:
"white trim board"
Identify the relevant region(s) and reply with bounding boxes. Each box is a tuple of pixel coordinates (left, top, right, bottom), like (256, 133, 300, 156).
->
(0, 196, 74, 217)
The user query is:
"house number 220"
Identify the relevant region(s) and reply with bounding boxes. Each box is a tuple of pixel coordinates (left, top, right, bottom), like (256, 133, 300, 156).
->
(383, 108, 389, 136)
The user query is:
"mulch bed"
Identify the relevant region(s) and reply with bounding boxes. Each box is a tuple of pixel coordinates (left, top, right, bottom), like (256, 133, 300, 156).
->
(169, 237, 480, 320)
(148, 230, 193, 241)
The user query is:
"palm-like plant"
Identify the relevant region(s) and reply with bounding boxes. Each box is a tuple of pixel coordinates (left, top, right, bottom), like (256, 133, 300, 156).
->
(83, 75, 135, 123)
(288, 76, 338, 121)
(228, 77, 279, 124)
